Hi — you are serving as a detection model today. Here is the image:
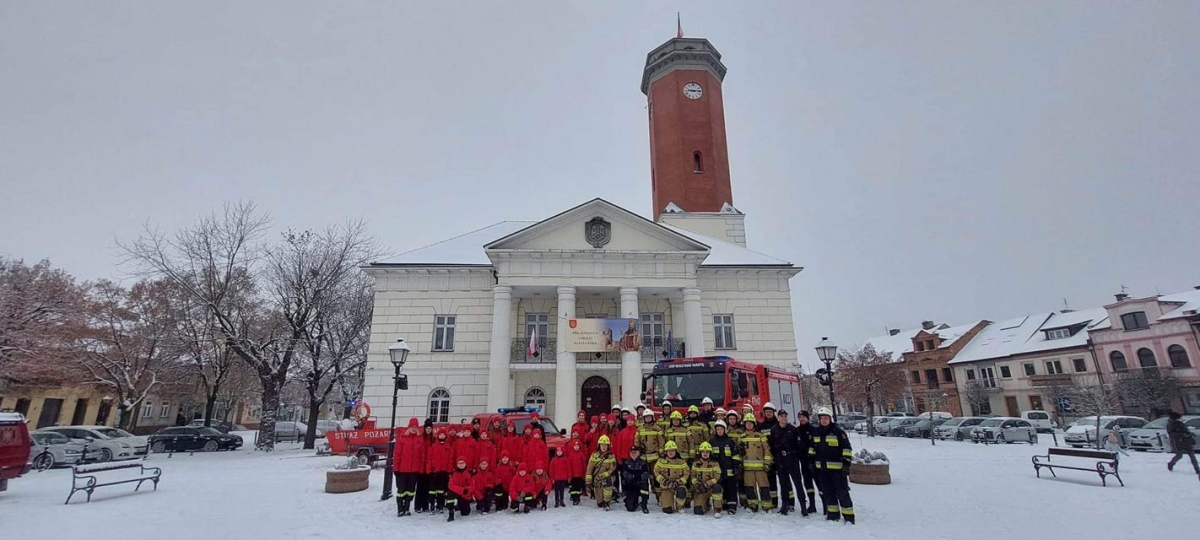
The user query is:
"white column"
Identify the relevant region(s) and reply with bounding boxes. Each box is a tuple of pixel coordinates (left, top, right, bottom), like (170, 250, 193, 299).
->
(682, 286, 705, 358)
(620, 286, 641, 407)
(554, 285, 577, 427)
(487, 285, 513, 411)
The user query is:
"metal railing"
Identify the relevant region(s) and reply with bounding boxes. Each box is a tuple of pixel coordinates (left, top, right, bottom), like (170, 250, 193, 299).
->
(510, 337, 686, 364)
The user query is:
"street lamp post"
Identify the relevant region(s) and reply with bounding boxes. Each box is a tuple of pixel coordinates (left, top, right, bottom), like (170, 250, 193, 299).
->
(815, 337, 839, 424)
(380, 339, 410, 502)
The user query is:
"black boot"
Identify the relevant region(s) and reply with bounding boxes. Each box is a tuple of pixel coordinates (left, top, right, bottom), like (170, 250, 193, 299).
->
(447, 506, 455, 522)
(806, 498, 817, 515)
(826, 510, 840, 521)
(396, 497, 404, 517)
(843, 512, 855, 524)
(780, 503, 789, 516)
(799, 502, 809, 517)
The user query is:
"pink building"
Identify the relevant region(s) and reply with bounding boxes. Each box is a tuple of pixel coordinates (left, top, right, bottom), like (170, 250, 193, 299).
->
(1089, 289, 1200, 415)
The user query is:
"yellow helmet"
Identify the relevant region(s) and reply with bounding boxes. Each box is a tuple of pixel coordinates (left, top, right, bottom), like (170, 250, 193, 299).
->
(688, 405, 699, 413)
(698, 441, 713, 453)
(743, 412, 757, 423)
(670, 411, 683, 420)
(598, 435, 611, 445)
(664, 440, 678, 451)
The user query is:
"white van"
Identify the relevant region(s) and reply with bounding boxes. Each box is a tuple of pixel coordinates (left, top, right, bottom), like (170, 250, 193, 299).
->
(1020, 410, 1056, 433)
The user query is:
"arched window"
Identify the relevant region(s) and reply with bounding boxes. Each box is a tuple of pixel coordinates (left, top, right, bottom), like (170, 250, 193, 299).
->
(524, 387, 547, 409)
(693, 151, 703, 173)
(428, 388, 451, 423)
(1168, 344, 1191, 368)
(1137, 348, 1156, 368)
(1109, 351, 1128, 372)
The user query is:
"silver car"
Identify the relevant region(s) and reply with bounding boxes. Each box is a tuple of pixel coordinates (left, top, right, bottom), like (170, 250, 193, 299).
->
(29, 431, 87, 470)
(934, 417, 987, 441)
(1063, 416, 1147, 448)
(38, 426, 149, 462)
(1126, 416, 1200, 452)
(971, 417, 1038, 444)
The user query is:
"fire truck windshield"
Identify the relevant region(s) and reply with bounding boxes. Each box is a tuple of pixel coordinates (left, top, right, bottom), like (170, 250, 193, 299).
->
(648, 370, 725, 408)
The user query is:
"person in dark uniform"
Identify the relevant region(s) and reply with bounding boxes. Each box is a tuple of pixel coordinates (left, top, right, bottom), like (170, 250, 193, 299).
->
(759, 403, 779, 507)
(769, 409, 807, 516)
(795, 410, 818, 515)
(621, 445, 652, 513)
(809, 407, 855, 523)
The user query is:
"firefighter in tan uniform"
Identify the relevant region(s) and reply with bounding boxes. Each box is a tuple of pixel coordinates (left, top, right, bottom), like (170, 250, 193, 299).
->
(653, 440, 689, 513)
(585, 435, 618, 511)
(690, 441, 723, 517)
(636, 409, 665, 490)
(740, 412, 774, 512)
(665, 411, 692, 460)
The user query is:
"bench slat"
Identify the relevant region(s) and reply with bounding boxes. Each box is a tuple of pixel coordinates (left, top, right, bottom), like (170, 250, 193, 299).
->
(1047, 448, 1117, 460)
(75, 461, 145, 474)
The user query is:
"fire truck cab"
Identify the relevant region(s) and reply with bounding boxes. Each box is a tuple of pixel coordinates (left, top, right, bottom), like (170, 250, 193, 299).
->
(642, 356, 803, 419)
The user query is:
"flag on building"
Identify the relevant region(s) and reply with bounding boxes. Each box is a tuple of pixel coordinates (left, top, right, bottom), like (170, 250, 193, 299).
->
(528, 327, 538, 357)
(666, 328, 676, 358)
(677, 12, 683, 39)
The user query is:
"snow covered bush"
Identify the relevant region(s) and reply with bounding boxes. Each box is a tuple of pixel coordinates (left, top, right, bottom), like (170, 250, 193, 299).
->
(852, 449, 889, 465)
(332, 456, 364, 470)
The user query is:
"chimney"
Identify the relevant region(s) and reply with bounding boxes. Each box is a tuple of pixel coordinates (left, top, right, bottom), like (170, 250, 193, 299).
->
(921, 320, 936, 330)
(888, 329, 901, 336)
(1114, 293, 1129, 302)
(1193, 285, 1200, 290)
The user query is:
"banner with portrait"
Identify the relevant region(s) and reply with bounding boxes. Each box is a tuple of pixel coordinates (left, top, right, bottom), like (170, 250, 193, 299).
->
(563, 318, 641, 353)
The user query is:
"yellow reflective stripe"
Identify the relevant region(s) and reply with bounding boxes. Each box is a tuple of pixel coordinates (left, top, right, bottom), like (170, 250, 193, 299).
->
(841, 507, 855, 515)
(825, 436, 839, 446)
(842, 449, 853, 457)
(827, 505, 840, 512)
(825, 462, 843, 470)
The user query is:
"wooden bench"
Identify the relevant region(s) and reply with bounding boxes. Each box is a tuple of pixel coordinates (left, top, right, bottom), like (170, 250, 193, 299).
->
(66, 460, 162, 504)
(1032, 447, 1123, 487)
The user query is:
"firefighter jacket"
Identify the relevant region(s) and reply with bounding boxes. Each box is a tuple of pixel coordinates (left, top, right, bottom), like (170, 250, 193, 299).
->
(697, 410, 716, 426)
(759, 416, 780, 434)
(472, 467, 495, 496)
(768, 423, 801, 462)
(428, 437, 455, 473)
(656, 409, 676, 432)
(666, 423, 693, 459)
(726, 424, 746, 449)
(392, 430, 426, 473)
(740, 428, 773, 472)
(687, 419, 710, 452)
(494, 455, 516, 489)
(653, 455, 690, 490)
(690, 456, 722, 492)
(474, 436, 497, 469)
(448, 468, 475, 499)
(586, 449, 617, 484)
(808, 423, 853, 472)
(636, 422, 666, 461)
(794, 422, 814, 463)
(549, 455, 571, 482)
(708, 432, 740, 477)
(621, 456, 651, 487)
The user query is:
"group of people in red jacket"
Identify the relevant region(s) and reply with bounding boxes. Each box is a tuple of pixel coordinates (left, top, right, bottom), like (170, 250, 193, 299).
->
(390, 414, 590, 522)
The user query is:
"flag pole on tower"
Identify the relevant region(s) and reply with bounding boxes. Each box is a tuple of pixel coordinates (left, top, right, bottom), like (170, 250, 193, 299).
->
(677, 12, 683, 38)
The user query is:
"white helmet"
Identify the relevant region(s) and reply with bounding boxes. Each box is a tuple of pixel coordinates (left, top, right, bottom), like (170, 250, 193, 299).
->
(612, 403, 622, 410)
(701, 397, 713, 406)
(714, 420, 727, 429)
(816, 407, 833, 418)
(661, 400, 672, 407)
(763, 402, 776, 411)
(636, 403, 646, 409)
(642, 409, 655, 418)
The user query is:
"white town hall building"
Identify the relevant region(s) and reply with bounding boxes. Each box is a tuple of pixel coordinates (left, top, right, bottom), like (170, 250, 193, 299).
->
(361, 36, 804, 429)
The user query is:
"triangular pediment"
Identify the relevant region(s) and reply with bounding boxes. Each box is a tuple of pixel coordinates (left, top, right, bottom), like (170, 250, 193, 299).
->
(484, 198, 710, 254)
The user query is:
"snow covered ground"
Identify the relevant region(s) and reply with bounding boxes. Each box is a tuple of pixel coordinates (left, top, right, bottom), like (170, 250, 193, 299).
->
(2, 431, 1197, 539)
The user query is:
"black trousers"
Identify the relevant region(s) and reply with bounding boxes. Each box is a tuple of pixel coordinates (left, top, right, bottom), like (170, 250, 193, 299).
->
(799, 458, 817, 505)
(446, 491, 471, 516)
(569, 477, 585, 502)
(476, 488, 493, 513)
(429, 472, 449, 510)
(1169, 450, 1200, 473)
(814, 469, 853, 517)
(718, 474, 739, 511)
(776, 455, 804, 508)
(414, 473, 431, 511)
(493, 485, 508, 510)
(553, 480, 567, 505)
(767, 463, 779, 505)
(393, 471, 418, 509)
(623, 478, 649, 511)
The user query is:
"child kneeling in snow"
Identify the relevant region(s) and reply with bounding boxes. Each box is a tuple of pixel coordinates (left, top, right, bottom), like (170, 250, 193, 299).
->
(446, 458, 474, 522)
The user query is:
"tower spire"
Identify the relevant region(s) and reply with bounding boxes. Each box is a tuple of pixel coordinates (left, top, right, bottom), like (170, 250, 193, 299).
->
(676, 12, 683, 38)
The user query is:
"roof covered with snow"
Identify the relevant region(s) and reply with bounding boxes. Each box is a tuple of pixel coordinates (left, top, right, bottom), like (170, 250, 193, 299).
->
(862, 328, 924, 362)
(658, 224, 792, 266)
(1158, 289, 1200, 321)
(927, 322, 981, 349)
(949, 307, 1110, 365)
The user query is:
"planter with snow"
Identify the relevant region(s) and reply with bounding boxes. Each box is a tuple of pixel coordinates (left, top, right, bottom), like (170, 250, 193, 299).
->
(848, 449, 891, 485)
(325, 457, 370, 493)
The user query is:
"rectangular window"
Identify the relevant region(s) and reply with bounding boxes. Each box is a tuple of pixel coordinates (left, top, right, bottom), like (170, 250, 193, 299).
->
(1120, 312, 1149, 331)
(942, 367, 953, 382)
(141, 401, 154, 418)
(981, 367, 997, 388)
(433, 315, 456, 351)
(966, 369, 976, 380)
(641, 313, 665, 346)
(1023, 363, 1036, 377)
(525, 313, 548, 347)
(916, 341, 926, 352)
(159, 404, 171, 418)
(1072, 358, 1088, 372)
(927, 340, 936, 350)
(911, 370, 921, 383)
(925, 369, 939, 383)
(1046, 328, 1072, 340)
(999, 365, 1012, 379)
(1045, 360, 1064, 375)
(713, 314, 735, 349)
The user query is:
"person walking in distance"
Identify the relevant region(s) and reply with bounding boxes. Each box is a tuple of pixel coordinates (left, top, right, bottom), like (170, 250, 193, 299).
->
(809, 407, 855, 523)
(1104, 430, 1129, 458)
(1166, 412, 1199, 477)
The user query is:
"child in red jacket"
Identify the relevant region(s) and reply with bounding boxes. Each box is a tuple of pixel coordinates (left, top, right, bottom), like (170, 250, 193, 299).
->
(446, 458, 474, 522)
(523, 426, 549, 467)
(493, 452, 516, 511)
(529, 461, 551, 511)
(508, 463, 533, 514)
(549, 448, 571, 508)
(453, 429, 477, 472)
(472, 459, 496, 514)
(427, 428, 455, 514)
(475, 430, 496, 471)
(565, 436, 589, 505)
(392, 418, 425, 517)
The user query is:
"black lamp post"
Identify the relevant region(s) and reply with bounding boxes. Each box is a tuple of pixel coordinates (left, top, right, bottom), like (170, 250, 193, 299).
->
(815, 337, 839, 423)
(380, 339, 410, 502)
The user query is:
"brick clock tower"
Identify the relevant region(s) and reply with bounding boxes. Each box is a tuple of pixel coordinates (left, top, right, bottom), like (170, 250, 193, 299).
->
(642, 37, 745, 246)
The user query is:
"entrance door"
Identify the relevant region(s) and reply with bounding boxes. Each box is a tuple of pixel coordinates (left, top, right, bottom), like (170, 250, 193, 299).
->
(1004, 396, 1020, 417)
(37, 398, 64, 429)
(581, 376, 611, 419)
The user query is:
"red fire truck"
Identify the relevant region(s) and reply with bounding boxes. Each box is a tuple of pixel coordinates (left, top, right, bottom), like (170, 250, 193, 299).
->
(0, 412, 32, 492)
(642, 356, 803, 419)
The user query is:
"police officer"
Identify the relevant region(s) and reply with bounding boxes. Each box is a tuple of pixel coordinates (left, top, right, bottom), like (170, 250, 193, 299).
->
(808, 407, 854, 523)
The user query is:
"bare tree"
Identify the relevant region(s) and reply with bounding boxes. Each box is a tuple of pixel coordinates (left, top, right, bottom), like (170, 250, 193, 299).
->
(1113, 368, 1179, 419)
(835, 343, 907, 436)
(172, 284, 244, 427)
(1037, 380, 1076, 428)
(76, 279, 186, 430)
(0, 258, 85, 386)
(962, 381, 993, 416)
(1066, 380, 1115, 449)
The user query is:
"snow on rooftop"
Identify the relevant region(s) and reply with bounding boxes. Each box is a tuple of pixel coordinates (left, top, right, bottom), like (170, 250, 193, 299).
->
(930, 321, 980, 349)
(950, 314, 1051, 365)
(862, 328, 922, 361)
(1158, 289, 1200, 321)
(658, 223, 792, 266)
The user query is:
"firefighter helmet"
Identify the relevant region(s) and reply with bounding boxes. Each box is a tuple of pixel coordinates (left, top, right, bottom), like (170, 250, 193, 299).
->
(816, 407, 833, 418)
(664, 440, 678, 451)
(763, 402, 776, 411)
(643, 409, 655, 418)
(701, 397, 714, 406)
(661, 400, 672, 407)
(699, 441, 713, 453)
(670, 411, 683, 420)
(598, 435, 611, 445)
(688, 405, 699, 413)
(714, 420, 727, 430)
(715, 407, 727, 417)
(743, 412, 757, 424)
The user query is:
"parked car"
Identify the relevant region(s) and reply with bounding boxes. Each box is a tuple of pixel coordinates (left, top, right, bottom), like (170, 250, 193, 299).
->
(1019, 410, 1057, 433)
(838, 414, 868, 431)
(1063, 416, 1147, 448)
(0, 412, 32, 492)
(905, 418, 947, 438)
(149, 426, 243, 453)
(36, 426, 148, 462)
(888, 418, 922, 437)
(30, 431, 88, 470)
(187, 419, 248, 433)
(916, 411, 953, 420)
(971, 417, 1038, 444)
(274, 421, 308, 441)
(1126, 415, 1200, 452)
(934, 416, 987, 441)
(315, 420, 340, 436)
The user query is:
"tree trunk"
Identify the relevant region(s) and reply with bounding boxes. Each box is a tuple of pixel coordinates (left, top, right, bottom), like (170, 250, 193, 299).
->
(256, 382, 280, 451)
(303, 400, 321, 449)
(866, 398, 876, 437)
(203, 391, 218, 427)
(119, 403, 138, 431)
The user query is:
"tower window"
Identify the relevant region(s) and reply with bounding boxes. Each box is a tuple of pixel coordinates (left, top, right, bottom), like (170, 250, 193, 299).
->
(693, 151, 703, 173)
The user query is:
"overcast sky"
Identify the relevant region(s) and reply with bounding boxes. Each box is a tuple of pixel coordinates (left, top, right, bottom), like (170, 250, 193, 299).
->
(2, 2, 1198, 367)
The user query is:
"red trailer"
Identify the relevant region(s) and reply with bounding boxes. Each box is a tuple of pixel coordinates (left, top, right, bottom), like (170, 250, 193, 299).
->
(0, 412, 32, 493)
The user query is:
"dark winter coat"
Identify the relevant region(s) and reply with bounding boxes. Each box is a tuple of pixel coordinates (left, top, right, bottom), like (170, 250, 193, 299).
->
(708, 432, 740, 477)
(769, 423, 800, 461)
(1167, 418, 1196, 452)
(794, 422, 814, 463)
(621, 455, 651, 487)
(808, 422, 852, 472)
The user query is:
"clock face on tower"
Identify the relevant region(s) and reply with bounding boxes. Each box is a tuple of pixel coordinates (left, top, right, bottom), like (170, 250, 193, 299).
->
(682, 82, 703, 99)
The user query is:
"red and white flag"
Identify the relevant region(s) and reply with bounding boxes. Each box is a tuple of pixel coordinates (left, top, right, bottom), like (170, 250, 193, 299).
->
(528, 327, 538, 357)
